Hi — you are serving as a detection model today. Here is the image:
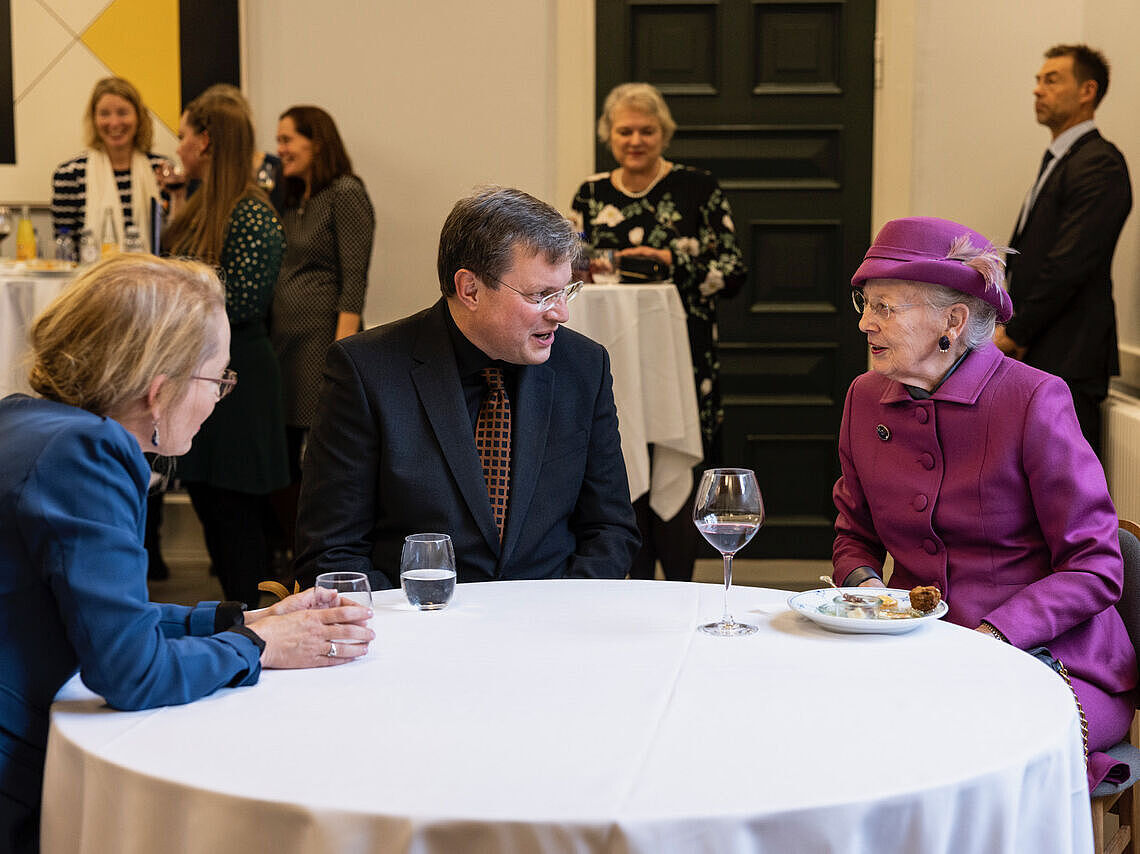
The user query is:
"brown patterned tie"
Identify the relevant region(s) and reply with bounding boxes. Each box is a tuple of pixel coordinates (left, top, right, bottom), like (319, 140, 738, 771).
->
(475, 367, 511, 539)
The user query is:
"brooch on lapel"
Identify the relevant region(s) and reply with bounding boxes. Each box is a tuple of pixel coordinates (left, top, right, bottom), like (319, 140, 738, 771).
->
(876, 424, 891, 441)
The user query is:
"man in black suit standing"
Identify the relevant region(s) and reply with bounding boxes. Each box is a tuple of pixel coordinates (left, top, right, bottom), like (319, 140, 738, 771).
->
(995, 44, 1131, 458)
(293, 186, 640, 590)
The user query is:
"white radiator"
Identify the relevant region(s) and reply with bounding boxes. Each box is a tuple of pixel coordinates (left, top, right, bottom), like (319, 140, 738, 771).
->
(1105, 393, 1140, 523)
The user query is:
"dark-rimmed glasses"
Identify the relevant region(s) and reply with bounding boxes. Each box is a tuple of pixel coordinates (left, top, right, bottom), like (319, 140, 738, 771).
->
(191, 368, 238, 400)
(851, 289, 924, 321)
(486, 275, 583, 312)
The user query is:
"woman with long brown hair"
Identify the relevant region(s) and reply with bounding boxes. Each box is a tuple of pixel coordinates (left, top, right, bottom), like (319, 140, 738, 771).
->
(161, 93, 290, 607)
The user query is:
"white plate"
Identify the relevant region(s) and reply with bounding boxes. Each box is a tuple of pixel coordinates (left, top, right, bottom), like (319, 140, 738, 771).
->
(787, 587, 948, 635)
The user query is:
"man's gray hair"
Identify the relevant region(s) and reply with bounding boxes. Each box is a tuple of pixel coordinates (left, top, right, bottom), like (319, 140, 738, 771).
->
(438, 186, 579, 296)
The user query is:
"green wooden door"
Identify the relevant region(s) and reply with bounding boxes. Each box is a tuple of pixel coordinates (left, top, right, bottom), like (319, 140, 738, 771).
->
(596, 0, 876, 558)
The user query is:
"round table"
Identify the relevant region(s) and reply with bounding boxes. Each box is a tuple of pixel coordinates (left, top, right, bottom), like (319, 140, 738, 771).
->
(43, 580, 1092, 852)
(0, 266, 74, 397)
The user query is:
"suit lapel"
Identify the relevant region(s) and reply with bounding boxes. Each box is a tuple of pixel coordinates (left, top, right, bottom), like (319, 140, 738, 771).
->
(411, 301, 501, 552)
(1013, 129, 1101, 244)
(499, 362, 554, 566)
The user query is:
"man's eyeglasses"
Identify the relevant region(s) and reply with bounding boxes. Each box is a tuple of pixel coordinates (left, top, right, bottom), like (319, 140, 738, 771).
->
(191, 368, 238, 400)
(851, 290, 924, 321)
(486, 275, 583, 311)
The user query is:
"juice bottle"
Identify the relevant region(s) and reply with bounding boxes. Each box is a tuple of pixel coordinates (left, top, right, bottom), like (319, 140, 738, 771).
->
(16, 205, 36, 260)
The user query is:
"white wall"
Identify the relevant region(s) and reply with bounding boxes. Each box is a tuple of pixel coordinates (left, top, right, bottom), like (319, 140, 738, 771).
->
(243, 1, 1140, 384)
(244, 0, 594, 328)
(875, 0, 1140, 387)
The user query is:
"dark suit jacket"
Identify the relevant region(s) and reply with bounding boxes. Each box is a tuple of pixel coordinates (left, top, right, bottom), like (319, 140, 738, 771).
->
(1005, 128, 1131, 385)
(293, 299, 640, 590)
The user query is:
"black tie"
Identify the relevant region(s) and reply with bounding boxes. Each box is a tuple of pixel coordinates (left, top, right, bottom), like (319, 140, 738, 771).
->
(1015, 150, 1056, 241)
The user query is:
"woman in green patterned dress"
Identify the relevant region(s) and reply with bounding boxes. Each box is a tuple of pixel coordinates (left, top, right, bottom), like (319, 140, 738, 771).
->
(571, 82, 747, 582)
(161, 93, 289, 606)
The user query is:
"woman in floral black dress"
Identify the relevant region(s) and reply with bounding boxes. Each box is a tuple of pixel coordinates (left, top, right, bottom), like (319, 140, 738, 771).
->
(571, 82, 747, 582)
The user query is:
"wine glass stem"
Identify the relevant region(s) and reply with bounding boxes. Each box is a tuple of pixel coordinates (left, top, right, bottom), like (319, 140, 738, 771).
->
(721, 552, 734, 625)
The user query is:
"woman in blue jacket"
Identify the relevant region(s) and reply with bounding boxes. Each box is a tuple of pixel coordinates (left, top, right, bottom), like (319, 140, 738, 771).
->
(0, 255, 374, 853)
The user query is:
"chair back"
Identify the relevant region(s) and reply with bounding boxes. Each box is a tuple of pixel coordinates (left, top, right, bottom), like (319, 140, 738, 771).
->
(1116, 522, 1140, 697)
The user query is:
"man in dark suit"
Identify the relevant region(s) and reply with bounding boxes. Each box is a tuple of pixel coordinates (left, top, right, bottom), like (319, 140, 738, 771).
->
(293, 186, 640, 590)
(995, 43, 1131, 458)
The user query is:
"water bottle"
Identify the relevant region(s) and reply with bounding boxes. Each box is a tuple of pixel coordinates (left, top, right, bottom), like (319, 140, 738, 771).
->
(100, 206, 119, 256)
(123, 225, 146, 253)
(78, 228, 99, 265)
(54, 228, 78, 263)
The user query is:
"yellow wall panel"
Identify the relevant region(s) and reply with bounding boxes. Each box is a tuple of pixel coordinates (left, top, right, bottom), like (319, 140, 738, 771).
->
(81, 0, 181, 133)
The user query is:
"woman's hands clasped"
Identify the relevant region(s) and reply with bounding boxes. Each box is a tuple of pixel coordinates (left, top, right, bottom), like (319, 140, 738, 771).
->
(243, 587, 374, 668)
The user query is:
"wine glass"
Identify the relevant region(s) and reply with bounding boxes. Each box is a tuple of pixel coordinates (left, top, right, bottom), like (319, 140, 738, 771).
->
(0, 207, 11, 256)
(693, 468, 764, 636)
(400, 533, 456, 610)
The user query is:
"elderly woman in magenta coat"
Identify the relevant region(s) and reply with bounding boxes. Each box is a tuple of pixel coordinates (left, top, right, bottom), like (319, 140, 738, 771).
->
(831, 216, 1137, 790)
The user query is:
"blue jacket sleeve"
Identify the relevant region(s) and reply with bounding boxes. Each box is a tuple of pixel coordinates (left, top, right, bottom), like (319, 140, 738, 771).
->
(24, 420, 262, 710)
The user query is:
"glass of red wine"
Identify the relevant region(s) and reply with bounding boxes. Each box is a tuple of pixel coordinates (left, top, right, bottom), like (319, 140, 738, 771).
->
(693, 468, 763, 636)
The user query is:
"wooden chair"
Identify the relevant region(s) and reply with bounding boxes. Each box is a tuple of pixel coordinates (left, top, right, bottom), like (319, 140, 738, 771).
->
(258, 579, 301, 601)
(1092, 519, 1140, 854)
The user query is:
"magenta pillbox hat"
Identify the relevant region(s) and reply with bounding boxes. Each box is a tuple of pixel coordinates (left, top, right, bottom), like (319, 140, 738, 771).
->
(851, 216, 1013, 323)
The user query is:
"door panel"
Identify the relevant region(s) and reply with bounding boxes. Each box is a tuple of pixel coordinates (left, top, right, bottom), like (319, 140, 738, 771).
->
(596, 0, 875, 558)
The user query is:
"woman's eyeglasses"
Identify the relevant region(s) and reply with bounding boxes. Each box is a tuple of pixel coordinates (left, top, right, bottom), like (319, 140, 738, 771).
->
(191, 368, 238, 400)
(851, 290, 924, 321)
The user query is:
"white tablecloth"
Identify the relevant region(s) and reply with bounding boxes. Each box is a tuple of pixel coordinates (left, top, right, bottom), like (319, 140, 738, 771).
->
(43, 580, 1092, 853)
(564, 284, 702, 519)
(0, 269, 73, 397)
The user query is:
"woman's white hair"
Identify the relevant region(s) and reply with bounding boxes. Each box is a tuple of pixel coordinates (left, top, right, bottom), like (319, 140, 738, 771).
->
(921, 283, 997, 351)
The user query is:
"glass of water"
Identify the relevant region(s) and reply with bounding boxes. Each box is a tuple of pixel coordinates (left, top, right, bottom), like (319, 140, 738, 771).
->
(400, 533, 456, 610)
(314, 571, 372, 608)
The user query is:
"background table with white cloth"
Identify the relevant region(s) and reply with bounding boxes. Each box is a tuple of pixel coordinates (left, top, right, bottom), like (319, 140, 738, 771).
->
(564, 283, 703, 520)
(0, 266, 74, 398)
(43, 580, 1092, 853)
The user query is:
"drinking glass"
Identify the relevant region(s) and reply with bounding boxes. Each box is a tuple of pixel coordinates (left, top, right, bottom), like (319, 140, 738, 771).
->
(693, 468, 764, 636)
(314, 571, 372, 608)
(590, 248, 620, 283)
(314, 571, 372, 646)
(157, 161, 186, 191)
(0, 207, 11, 255)
(256, 158, 277, 193)
(400, 533, 456, 610)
